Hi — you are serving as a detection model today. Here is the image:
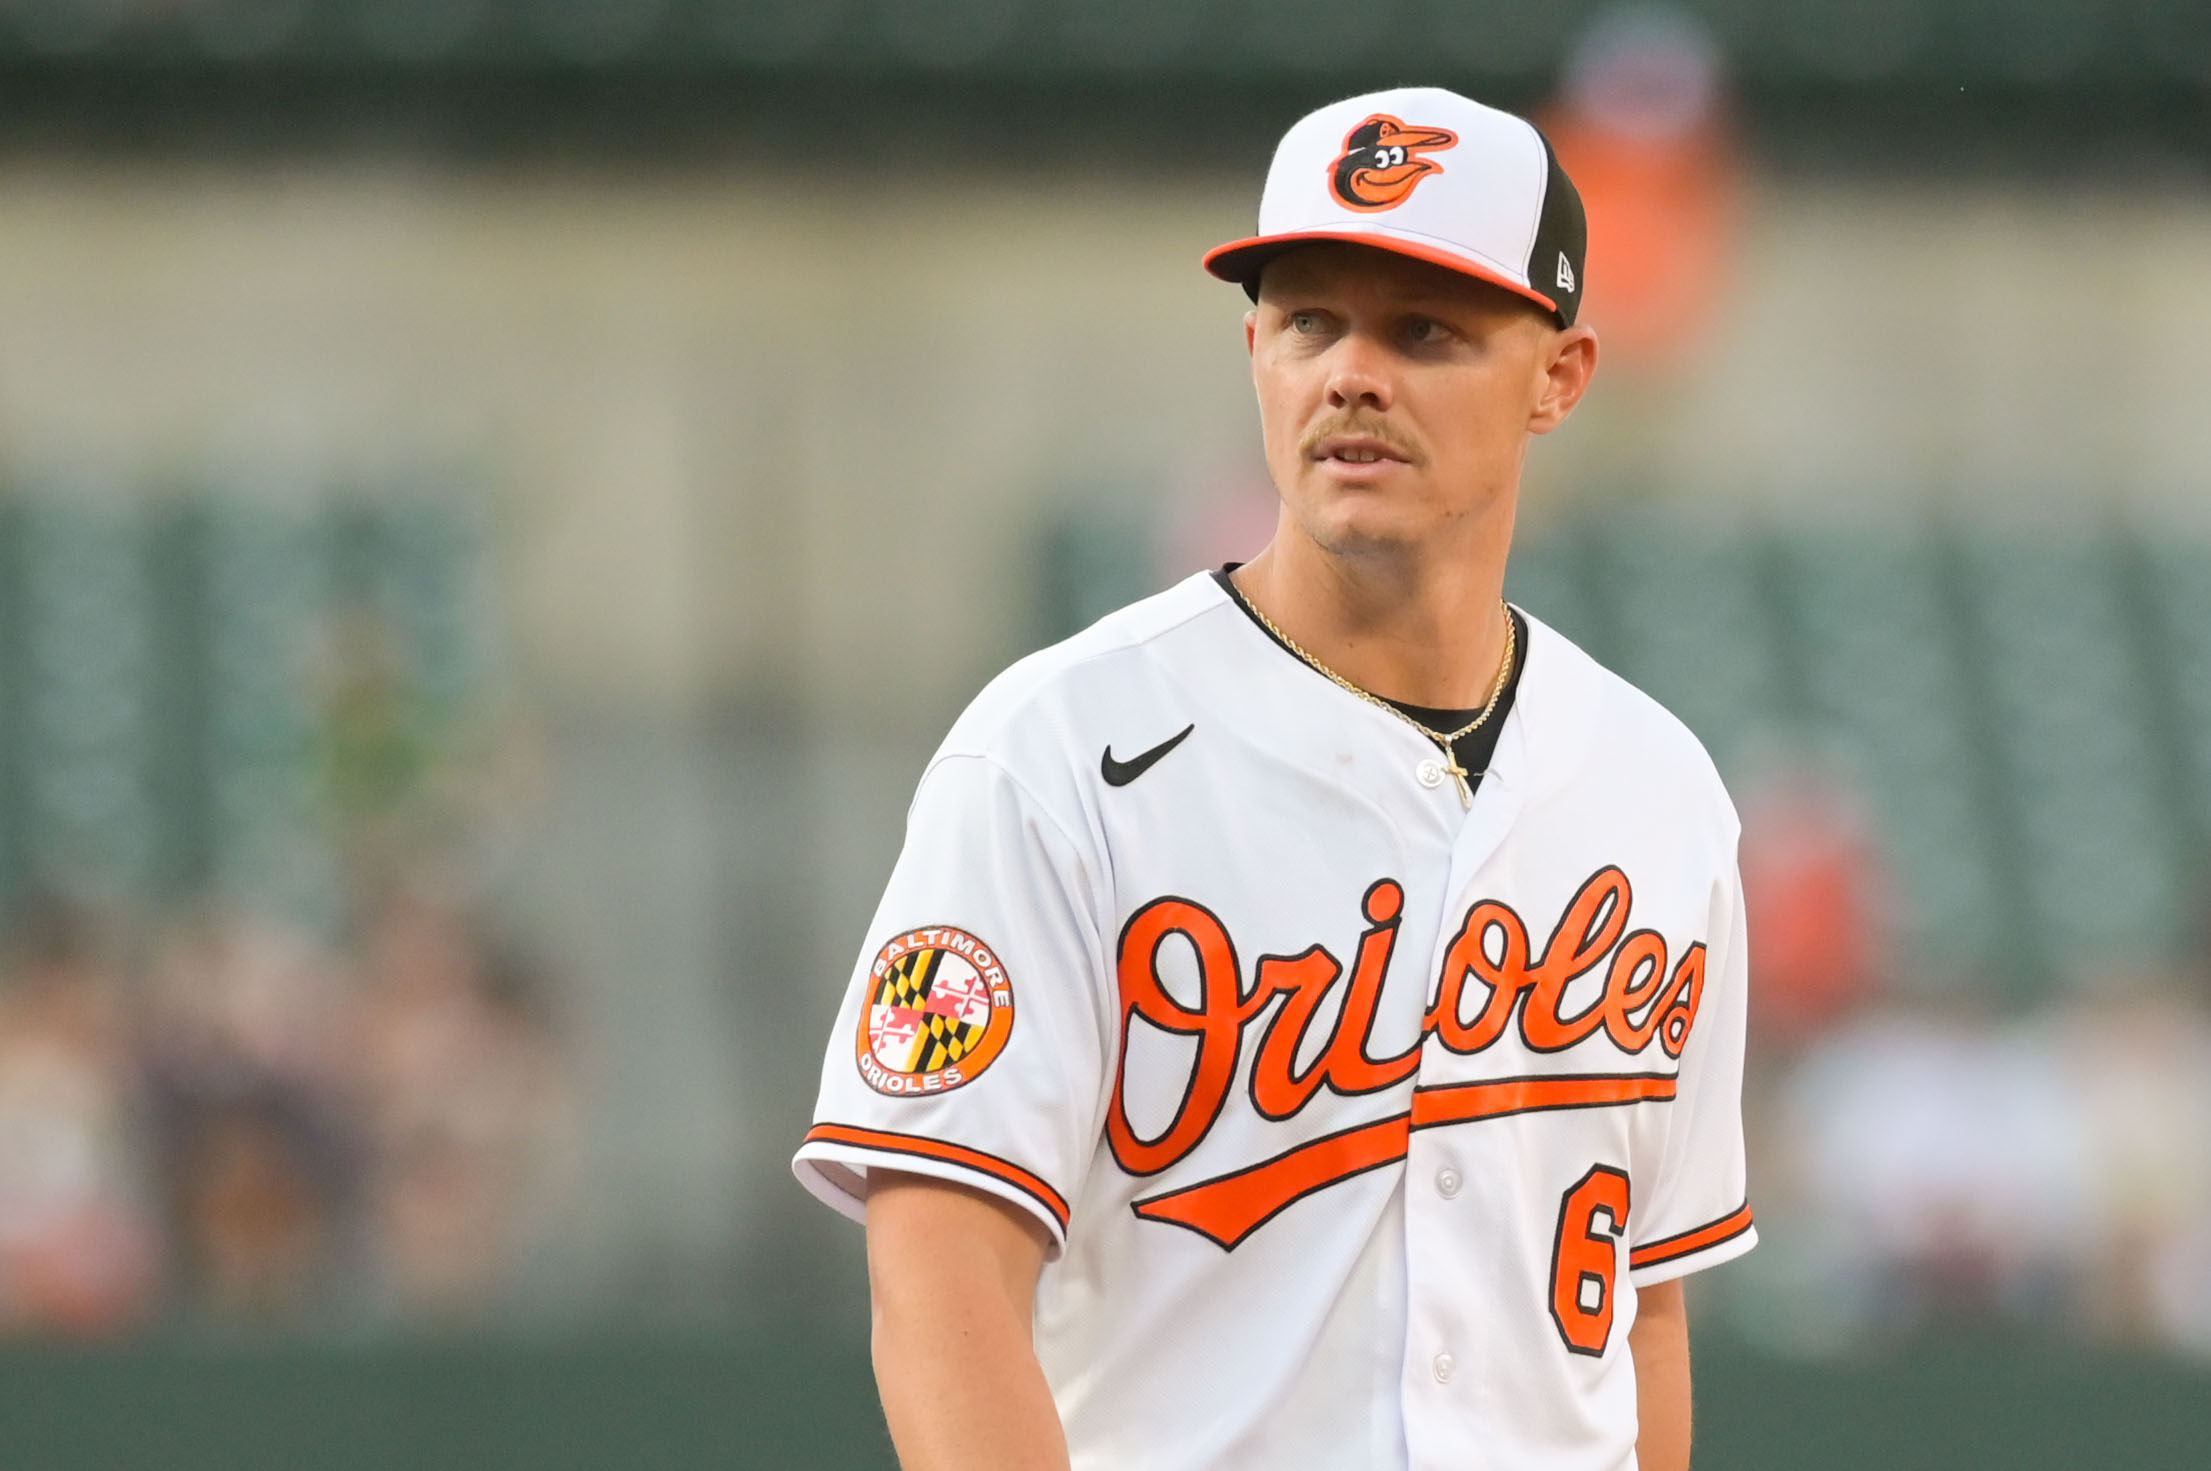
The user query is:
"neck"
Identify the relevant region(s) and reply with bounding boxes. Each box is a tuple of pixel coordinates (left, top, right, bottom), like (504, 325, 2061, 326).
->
(1233, 514, 1515, 709)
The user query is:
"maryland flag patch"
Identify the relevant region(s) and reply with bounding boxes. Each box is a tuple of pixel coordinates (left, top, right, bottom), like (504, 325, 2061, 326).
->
(856, 926, 1015, 1096)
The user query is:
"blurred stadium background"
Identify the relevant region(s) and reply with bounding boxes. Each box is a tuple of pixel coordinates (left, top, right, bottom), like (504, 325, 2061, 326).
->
(0, 0, 2207, 1466)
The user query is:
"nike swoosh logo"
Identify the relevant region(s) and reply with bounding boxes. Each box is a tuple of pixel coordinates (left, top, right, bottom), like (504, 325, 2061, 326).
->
(1101, 724, 1195, 787)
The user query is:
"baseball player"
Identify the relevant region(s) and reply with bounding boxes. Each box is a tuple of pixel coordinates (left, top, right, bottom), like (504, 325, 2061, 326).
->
(794, 86, 1754, 1471)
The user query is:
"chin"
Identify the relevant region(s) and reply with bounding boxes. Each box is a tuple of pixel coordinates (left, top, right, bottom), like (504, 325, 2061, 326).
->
(1288, 470, 1506, 559)
(1297, 499, 1433, 559)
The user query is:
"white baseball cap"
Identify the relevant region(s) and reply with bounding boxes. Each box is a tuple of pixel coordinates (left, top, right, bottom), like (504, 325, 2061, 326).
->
(1204, 86, 1588, 327)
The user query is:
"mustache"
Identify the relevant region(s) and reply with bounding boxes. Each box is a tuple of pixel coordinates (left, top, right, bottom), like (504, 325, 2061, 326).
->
(1297, 411, 1424, 466)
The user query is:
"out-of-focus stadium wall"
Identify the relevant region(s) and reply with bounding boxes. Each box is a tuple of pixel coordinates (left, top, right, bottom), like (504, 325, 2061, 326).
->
(7, 163, 2211, 718)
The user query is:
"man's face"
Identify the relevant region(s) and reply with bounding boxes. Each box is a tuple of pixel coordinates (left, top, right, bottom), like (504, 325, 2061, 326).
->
(1247, 243, 1589, 560)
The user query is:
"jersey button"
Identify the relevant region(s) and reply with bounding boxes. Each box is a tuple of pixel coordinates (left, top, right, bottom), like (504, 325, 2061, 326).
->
(1435, 1167, 1462, 1199)
(1432, 1351, 1456, 1384)
(1415, 758, 1447, 789)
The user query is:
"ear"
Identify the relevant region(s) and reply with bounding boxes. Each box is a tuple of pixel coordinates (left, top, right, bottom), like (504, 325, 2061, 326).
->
(1245, 309, 1259, 357)
(1528, 324, 1598, 435)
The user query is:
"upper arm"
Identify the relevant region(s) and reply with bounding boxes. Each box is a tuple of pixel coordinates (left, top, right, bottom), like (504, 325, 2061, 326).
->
(865, 1170, 1071, 1471)
(866, 1169, 1053, 1322)
(1630, 1277, 1686, 1340)
(1628, 1277, 1692, 1471)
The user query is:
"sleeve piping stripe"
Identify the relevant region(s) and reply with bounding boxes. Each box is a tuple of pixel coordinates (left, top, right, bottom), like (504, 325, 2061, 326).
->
(1629, 1202, 1753, 1269)
(802, 1123, 1072, 1231)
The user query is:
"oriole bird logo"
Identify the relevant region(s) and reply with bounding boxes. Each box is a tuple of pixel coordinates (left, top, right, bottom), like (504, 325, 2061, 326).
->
(1329, 114, 1459, 212)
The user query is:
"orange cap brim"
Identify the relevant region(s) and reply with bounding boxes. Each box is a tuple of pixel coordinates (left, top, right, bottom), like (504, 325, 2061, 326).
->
(1202, 231, 1560, 319)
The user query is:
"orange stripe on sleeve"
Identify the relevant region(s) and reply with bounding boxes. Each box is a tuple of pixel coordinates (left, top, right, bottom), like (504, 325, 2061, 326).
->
(1131, 1113, 1413, 1250)
(803, 1123, 1071, 1232)
(1411, 1072, 1678, 1129)
(1629, 1202, 1754, 1270)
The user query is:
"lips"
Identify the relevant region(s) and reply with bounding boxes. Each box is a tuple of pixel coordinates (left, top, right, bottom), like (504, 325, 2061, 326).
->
(1313, 435, 1410, 466)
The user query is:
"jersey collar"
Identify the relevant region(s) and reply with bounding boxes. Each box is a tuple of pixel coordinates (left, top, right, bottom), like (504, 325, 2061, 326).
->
(1185, 571, 1606, 819)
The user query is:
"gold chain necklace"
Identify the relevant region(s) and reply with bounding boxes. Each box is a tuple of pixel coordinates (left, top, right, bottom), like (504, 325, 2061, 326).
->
(1242, 593, 1516, 809)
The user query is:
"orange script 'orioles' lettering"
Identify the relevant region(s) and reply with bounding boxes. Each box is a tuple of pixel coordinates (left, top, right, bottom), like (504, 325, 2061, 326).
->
(1107, 869, 1705, 1243)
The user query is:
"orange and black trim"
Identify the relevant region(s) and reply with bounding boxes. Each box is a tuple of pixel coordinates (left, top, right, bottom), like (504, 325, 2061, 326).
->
(1132, 1112, 1412, 1249)
(804, 1123, 1071, 1235)
(1629, 1201, 1754, 1273)
(1202, 229, 1559, 320)
(1412, 1071, 1676, 1129)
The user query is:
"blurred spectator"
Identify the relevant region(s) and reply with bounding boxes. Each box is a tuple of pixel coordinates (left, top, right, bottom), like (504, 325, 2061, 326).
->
(0, 896, 157, 1337)
(1737, 765, 1887, 1048)
(1544, 3, 1743, 375)
(143, 907, 359, 1326)
(1778, 999, 2101, 1337)
(354, 880, 574, 1327)
(170, 1096, 344, 1326)
(0, 867, 577, 1341)
(2055, 981, 2211, 1352)
(1720, 805, 2211, 1360)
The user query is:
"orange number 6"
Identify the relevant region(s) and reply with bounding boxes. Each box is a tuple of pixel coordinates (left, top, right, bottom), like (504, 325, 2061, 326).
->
(1550, 1165, 1631, 1357)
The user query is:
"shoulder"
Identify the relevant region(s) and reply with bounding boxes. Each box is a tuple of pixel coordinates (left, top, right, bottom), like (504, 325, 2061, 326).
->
(1518, 609, 1740, 843)
(914, 573, 1235, 816)
(948, 572, 1229, 744)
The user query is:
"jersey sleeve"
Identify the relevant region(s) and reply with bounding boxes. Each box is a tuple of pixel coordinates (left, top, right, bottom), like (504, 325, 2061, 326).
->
(1628, 856, 1757, 1286)
(791, 751, 1110, 1252)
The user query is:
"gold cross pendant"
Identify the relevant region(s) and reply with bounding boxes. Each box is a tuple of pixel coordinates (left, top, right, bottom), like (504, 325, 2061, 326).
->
(1443, 751, 1472, 808)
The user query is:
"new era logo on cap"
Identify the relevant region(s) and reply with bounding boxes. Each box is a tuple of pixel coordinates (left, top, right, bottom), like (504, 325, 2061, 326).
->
(1205, 86, 1587, 327)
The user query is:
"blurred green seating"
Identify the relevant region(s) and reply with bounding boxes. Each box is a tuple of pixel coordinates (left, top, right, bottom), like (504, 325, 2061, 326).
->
(1958, 529, 2187, 977)
(1774, 525, 2009, 982)
(0, 491, 489, 932)
(2137, 538, 2211, 874)
(1503, 512, 2211, 997)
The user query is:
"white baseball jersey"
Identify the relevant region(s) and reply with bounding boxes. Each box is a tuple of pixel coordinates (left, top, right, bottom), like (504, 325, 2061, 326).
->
(793, 570, 1756, 1471)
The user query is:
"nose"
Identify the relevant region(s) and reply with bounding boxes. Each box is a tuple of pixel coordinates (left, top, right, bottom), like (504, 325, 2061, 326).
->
(1323, 330, 1395, 413)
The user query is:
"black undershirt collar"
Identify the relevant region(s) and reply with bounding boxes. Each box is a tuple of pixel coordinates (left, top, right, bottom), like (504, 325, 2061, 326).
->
(1210, 567, 1527, 801)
